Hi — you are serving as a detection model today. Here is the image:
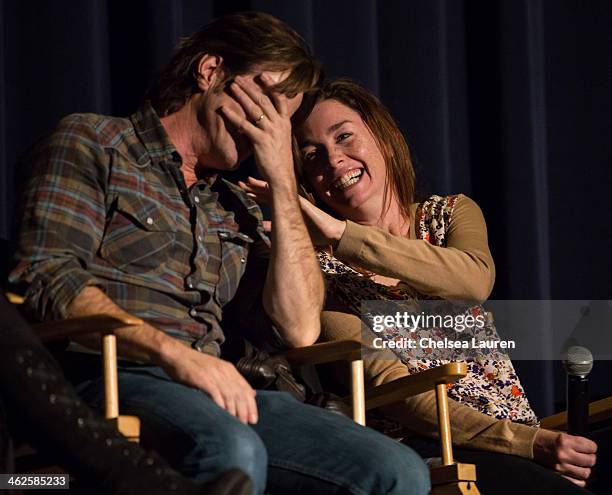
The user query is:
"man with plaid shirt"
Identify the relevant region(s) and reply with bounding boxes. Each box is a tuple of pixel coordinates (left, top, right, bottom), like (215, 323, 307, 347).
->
(10, 12, 429, 495)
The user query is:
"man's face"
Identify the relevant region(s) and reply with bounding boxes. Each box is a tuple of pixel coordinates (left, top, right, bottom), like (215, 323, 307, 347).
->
(195, 69, 303, 171)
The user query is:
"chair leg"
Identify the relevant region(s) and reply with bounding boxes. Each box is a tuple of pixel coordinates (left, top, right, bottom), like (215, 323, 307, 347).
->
(435, 383, 454, 465)
(431, 383, 481, 495)
(102, 333, 119, 420)
(430, 481, 480, 494)
(351, 359, 366, 425)
(102, 333, 140, 442)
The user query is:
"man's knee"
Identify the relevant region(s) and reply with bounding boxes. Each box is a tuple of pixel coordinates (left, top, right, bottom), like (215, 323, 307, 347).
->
(193, 422, 267, 493)
(220, 425, 267, 474)
(374, 441, 430, 495)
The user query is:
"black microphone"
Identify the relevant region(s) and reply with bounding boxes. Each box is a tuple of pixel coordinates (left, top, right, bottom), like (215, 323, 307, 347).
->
(562, 346, 593, 436)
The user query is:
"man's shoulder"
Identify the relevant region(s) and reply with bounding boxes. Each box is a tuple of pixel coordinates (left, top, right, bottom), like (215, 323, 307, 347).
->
(52, 112, 135, 149)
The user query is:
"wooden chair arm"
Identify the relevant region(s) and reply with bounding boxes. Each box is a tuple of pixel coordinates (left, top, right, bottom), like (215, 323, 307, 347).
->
(6, 291, 142, 342)
(281, 339, 362, 366)
(539, 396, 612, 430)
(6, 292, 143, 442)
(280, 334, 475, 488)
(6, 292, 25, 305)
(363, 362, 468, 410)
(33, 314, 141, 425)
(33, 314, 143, 343)
(280, 339, 366, 425)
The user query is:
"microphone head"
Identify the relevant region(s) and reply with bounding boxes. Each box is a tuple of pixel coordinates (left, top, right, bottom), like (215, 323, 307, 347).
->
(563, 346, 594, 377)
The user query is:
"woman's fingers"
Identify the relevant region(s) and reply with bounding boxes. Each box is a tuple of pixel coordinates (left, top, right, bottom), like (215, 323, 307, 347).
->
(239, 177, 271, 204)
(237, 180, 252, 192)
(555, 463, 591, 481)
(570, 435, 597, 455)
(569, 451, 597, 468)
(562, 475, 587, 488)
(533, 431, 599, 484)
(246, 176, 270, 190)
(556, 433, 598, 466)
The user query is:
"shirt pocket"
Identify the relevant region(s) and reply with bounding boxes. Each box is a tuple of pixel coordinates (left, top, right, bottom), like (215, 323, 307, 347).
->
(215, 230, 253, 304)
(100, 195, 177, 275)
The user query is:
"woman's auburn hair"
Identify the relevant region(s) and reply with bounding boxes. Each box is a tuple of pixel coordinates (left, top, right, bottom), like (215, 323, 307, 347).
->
(292, 78, 416, 223)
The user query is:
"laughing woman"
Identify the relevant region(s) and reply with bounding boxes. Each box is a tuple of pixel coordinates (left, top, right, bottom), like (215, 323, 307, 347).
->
(241, 79, 603, 494)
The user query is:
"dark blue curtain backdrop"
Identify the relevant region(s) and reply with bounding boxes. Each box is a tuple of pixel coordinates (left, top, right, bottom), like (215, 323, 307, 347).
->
(1, 0, 611, 416)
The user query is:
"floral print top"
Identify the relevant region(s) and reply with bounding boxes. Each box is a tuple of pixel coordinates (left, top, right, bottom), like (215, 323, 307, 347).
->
(319, 194, 539, 425)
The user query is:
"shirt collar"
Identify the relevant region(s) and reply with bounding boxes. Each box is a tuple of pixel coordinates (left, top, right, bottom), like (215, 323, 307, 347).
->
(130, 101, 182, 168)
(129, 103, 258, 224)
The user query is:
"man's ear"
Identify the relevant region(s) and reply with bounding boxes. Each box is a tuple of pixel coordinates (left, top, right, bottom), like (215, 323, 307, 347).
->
(195, 54, 223, 91)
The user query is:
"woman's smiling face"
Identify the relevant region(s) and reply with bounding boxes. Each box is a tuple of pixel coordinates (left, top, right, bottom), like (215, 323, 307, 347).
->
(296, 99, 388, 221)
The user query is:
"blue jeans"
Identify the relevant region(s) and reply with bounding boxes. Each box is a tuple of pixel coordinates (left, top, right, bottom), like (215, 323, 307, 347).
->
(76, 365, 429, 495)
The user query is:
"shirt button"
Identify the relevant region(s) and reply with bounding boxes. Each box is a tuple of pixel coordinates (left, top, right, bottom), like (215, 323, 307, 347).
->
(189, 308, 197, 317)
(146, 217, 154, 225)
(194, 196, 200, 204)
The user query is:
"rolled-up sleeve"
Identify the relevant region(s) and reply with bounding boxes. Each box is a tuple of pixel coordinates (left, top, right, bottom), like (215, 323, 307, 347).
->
(9, 115, 109, 320)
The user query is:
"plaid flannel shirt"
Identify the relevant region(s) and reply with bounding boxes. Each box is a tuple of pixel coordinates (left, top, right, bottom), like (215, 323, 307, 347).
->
(10, 101, 277, 355)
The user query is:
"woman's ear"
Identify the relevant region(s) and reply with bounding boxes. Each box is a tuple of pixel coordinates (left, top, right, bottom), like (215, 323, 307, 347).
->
(195, 54, 223, 91)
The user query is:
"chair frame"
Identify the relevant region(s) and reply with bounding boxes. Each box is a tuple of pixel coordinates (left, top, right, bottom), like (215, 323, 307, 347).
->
(8, 292, 142, 442)
(9, 290, 611, 493)
(282, 340, 479, 494)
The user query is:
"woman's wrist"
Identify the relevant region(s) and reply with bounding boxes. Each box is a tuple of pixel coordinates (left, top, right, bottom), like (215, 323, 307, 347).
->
(532, 428, 556, 464)
(329, 220, 347, 248)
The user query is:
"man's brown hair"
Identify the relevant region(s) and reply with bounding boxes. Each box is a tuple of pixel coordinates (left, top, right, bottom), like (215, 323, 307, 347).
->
(148, 11, 322, 116)
(293, 78, 416, 222)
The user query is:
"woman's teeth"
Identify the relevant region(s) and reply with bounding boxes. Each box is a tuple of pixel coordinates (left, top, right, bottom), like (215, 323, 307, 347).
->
(333, 169, 363, 190)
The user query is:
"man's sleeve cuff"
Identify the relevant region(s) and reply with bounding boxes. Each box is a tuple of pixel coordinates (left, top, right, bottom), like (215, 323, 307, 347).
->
(47, 268, 104, 319)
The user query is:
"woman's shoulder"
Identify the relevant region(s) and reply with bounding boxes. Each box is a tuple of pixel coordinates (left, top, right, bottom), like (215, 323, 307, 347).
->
(412, 194, 484, 245)
(412, 192, 481, 209)
(412, 193, 484, 219)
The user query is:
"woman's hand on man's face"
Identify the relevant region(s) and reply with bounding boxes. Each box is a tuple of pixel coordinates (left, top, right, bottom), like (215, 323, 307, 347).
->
(239, 176, 346, 247)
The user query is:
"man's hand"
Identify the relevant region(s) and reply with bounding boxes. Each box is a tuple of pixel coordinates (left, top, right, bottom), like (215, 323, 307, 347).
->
(161, 346, 258, 425)
(220, 73, 297, 186)
(68, 287, 258, 424)
(218, 74, 323, 347)
(533, 428, 597, 487)
(239, 176, 346, 247)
